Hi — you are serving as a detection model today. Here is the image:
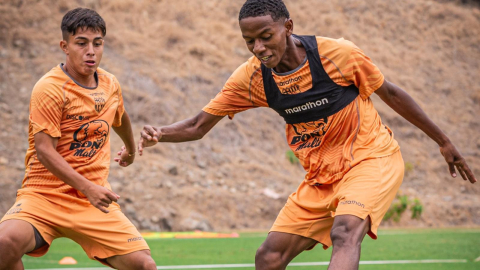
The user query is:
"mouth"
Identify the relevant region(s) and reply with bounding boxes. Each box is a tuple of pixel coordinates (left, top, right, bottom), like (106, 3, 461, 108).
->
(85, 60, 96, 67)
(259, 55, 272, 63)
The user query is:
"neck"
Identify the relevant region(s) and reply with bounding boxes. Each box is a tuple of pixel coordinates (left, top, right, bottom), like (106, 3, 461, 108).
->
(274, 35, 306, 73)
(63, 61, 97, 88)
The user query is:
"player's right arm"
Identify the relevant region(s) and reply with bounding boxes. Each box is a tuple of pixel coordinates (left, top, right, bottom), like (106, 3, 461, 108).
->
(138, 111, 224, 155)
(34, 131, 120, 213)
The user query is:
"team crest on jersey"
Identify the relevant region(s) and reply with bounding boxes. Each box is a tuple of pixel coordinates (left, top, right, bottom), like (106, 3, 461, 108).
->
(94, 97, 106, 113)
(290, 118, 330, 151)
(69, 120, 110, 157)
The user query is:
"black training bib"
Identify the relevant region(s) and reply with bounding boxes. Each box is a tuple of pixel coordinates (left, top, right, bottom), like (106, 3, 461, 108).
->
(261, 35, 359, 124)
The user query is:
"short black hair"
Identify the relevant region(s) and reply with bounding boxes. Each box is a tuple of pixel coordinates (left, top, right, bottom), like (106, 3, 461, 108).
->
(61, 8, 106, 40)
(239, 0, 290, 22)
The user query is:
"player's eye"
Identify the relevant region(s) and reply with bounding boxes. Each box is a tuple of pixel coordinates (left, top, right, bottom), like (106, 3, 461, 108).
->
(262, 35, 272, 41)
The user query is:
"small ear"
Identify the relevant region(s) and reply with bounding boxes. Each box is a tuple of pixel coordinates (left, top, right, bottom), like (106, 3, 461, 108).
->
(60, 40, 68, 55)
(285, 18, 294, 36)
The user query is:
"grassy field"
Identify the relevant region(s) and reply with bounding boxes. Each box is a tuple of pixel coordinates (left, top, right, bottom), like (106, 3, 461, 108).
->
(22, 229, 480, 270)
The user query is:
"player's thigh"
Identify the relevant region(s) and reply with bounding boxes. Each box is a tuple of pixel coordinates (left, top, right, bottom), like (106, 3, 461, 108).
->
(334, 151, 404, 220)
(106, 249, 156, 270)
(333, 151, 404, 237)
(0, 220, 36, 255)
(258, 231, 317, 262)
(70, 203, 151, 266)
(271, 181, 337, 249)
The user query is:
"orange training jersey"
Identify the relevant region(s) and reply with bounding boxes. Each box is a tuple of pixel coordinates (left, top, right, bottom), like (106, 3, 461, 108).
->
(20, 64, 125, 198)
(203, 36, 400, 185)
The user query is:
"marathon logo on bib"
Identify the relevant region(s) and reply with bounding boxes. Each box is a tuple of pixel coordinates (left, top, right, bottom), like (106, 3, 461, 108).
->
(285, 98, 328, 114)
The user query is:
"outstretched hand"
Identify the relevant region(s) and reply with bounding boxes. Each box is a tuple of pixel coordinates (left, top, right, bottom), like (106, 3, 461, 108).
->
(440, 142, 477, 183)
(138, 125, 162, 156)
(114, 145, 135, 167)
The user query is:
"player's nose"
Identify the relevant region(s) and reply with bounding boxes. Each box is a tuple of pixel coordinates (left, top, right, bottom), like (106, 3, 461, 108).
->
(86, 43, 95, 56)
(253, 39, 266, 55)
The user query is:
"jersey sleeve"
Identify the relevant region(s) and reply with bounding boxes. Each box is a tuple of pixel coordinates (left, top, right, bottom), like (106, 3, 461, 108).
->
(112, 77, 125, 127)
(203, 60, 260, 119)
(29, 81, 64, 138)
(340, 41, 385, 100)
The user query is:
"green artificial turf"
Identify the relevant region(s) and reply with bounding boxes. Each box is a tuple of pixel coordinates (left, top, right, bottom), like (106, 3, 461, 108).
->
(22, 229, 480, 270)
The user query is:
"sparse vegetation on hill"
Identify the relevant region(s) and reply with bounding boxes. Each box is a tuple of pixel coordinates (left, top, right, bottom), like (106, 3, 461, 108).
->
(0, 0, 479, 231)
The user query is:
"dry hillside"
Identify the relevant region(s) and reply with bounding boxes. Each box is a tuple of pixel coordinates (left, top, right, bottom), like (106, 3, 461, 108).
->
(0, 0, 479, 231)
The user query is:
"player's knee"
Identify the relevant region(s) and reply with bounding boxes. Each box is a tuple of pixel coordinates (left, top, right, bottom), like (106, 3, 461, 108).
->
(0, 234, 24, 266)
(330, 223, 362, 248)
(330, 224, 350, 247)
(108, 250, 156, 270)
(0, 234, 20, 253)
(331, 215, 371, 249)
(146, 258, 158, 270)
(133, 256, 157, 270)
(255, 245, 284, 269)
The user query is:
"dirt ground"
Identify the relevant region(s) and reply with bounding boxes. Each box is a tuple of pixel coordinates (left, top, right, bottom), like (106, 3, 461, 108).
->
(0, 0, 479, 231)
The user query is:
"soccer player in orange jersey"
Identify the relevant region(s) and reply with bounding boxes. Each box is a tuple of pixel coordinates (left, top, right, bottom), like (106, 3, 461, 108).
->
(139, 0, 477, 269)
(0, 8, 156, 270)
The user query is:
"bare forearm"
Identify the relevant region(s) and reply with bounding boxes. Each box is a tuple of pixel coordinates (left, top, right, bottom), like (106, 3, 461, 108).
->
(34, 132, 120, 212)
(378, 81, 450, 146)
(158, 112, 224, 143)
(36, 147, 92, 193)
(138, 111, 224, 153)
(376, 80, 476, 183)
(158, 118, 204, 142)
(112, 112, 136, 153)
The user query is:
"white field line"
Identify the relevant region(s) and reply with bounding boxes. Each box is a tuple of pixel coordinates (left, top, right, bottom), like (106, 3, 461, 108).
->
(475, 256, 480, 262)
(27, 259, 469, 270)
(144, 230, 480, 241)
(376, 230, 480, 236)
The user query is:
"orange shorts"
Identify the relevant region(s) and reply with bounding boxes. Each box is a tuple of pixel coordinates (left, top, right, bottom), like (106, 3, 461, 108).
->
(270, 150, 404, 249)
(0, 191, 149, 267)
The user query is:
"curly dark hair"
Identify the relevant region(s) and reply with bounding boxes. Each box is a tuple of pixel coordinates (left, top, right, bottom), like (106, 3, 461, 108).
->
(61, 8, 106, 40)
(239, 0, 290, 22)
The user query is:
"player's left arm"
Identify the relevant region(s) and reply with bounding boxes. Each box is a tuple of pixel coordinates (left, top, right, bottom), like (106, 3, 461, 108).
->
(375, 80, 477, 183)
(112, 111, 136, 167)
